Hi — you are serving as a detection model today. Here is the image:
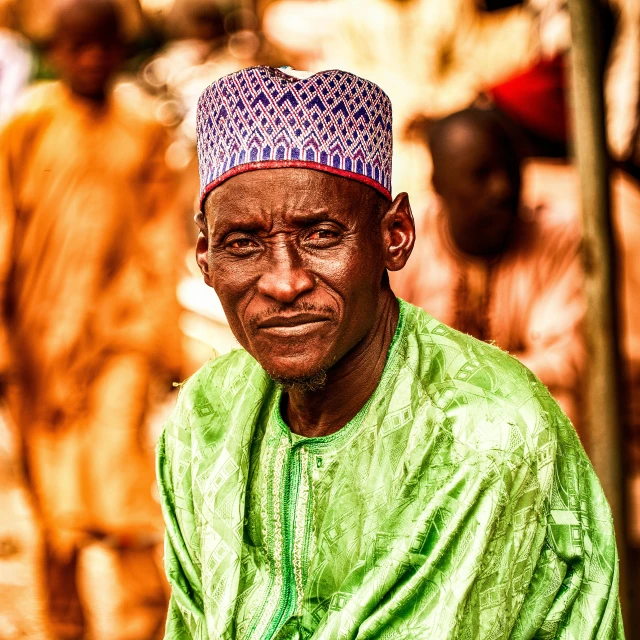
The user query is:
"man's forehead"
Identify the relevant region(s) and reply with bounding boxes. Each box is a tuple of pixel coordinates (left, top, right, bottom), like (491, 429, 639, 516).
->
(432, 111, 517, 170)
(209, 166, 364, 197)
(207, 205, 337, 234)
(205, 168, 379, 223)
(54, 0, 121, 39)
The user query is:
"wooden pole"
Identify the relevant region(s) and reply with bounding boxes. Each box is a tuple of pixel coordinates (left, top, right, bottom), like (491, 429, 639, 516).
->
(567, 0, 628, 620)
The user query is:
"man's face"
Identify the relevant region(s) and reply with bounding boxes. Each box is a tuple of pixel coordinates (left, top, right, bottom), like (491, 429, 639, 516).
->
(198, 169, 393, 384)
(434, 124, 521, 257)
(51, 6, 123, 100)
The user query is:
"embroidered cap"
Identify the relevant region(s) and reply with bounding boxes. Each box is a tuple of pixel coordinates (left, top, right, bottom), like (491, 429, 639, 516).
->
(196, 66, 393, 210)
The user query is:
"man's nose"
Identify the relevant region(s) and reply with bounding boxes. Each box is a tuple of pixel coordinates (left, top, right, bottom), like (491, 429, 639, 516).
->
(488, 168, 513, 200)
(256, 242, 314, 304)
(80, 44, 107, 65)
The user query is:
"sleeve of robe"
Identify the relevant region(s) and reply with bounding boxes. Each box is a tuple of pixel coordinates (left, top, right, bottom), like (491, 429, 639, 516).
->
(157, 387, 207, 640)
(508, 397, 624, 639)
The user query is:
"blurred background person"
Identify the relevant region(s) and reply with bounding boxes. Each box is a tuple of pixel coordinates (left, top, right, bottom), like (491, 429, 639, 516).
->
(0, 0, 184, 637)
(391, 108, 585, 428)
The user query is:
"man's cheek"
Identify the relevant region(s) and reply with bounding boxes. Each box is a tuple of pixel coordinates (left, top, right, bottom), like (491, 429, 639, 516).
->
(210, 279, 250, 331)
(307, 254, 361, 285)
(211, 261, 253, 296)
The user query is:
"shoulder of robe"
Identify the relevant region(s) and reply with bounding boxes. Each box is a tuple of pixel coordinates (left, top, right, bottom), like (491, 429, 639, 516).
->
(401, 301, 564, 462)
(0, 81, 61, 141)
(171, 348, 270, 429)
(15, 81, 63, 114)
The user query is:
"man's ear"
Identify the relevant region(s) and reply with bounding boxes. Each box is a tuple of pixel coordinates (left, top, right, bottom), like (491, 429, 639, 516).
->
(381, 192, 415, 272)
(195, 212, 212, 285)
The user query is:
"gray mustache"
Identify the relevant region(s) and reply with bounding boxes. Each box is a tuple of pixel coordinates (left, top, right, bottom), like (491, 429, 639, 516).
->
(249, 302, 336, 331)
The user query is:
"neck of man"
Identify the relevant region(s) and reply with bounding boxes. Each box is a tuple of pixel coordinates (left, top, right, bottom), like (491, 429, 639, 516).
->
(77, 91, 108, 107)
(281, 290, 399, 439)
(444, 214, 513, 262)
(67, 83, 110, 109)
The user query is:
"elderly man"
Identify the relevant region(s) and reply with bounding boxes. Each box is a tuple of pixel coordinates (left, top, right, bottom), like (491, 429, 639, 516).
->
(157, 67, 622, 639)
(392, 108, 586, 430)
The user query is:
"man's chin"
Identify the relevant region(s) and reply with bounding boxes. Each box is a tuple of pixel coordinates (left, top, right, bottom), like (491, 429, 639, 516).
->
(248, 341, 340, 392)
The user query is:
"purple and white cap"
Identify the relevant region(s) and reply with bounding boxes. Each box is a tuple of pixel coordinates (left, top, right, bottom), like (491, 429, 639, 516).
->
(196, 66, 393, 210)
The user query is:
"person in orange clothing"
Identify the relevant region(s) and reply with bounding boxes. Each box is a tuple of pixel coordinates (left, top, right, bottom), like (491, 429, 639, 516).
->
(0, 1, 183, 637)
(391, 108, 585, 429)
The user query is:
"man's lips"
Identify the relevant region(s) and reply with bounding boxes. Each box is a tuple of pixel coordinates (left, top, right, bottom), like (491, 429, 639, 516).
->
(257, 313, 331, 329)
(255, 313, 331, 335)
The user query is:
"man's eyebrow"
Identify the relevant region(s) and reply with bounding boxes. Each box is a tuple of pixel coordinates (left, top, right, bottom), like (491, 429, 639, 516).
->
(287, 207, 354, 226)
(210, 206, 347, 234)
(210, 218, 264, 236)
(289, 208, 333, 222)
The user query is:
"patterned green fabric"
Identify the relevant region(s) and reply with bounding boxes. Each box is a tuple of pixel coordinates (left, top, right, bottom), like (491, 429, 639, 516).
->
(157, 300, 623, 639)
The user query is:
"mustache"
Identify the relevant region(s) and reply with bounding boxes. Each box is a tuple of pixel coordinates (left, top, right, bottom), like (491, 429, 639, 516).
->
(248, 302, 336, 332)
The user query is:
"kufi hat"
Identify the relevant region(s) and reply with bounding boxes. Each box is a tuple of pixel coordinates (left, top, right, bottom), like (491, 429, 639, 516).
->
(196, 66, 393, 210)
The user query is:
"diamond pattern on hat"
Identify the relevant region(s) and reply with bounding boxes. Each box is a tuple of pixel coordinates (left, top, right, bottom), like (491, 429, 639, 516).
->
(196, 66, 393, 209)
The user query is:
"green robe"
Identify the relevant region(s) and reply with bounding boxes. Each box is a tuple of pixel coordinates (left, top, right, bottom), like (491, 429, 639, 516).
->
(157, 300, 623, 639)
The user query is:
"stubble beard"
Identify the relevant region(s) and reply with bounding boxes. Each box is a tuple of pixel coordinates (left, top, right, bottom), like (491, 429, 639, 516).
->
(270, 368, 328, 393)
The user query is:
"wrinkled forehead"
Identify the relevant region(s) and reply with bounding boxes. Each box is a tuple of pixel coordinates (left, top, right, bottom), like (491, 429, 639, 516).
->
(203, 167, 385, 227)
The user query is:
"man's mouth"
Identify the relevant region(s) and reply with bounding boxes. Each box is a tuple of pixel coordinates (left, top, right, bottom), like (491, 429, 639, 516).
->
(256, 313, 331, 335)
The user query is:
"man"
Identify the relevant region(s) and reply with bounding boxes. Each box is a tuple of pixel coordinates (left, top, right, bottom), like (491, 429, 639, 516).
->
(391, 108, 585, 429)
(0, 1, 182, 637)
(158, 67, 622, 638)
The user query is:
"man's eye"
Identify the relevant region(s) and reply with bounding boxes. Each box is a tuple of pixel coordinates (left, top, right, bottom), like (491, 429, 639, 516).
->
(306, 229, 339, 242)
(229, 239, 253, 248)
(225, 237, 259, 253)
